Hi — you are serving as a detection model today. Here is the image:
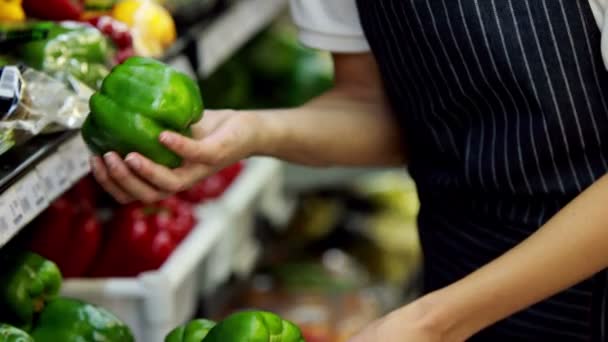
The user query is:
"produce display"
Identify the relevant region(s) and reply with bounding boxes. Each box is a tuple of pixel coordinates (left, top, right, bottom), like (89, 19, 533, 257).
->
(25, 156, 244, 280)
(17, 21, 113, 90)
(82, 56, 204, 168)
(28, 177, 101, 278)
(166, 311, 304, 342)
(0, 251, 134, 341)
(0, 2, 372, 341)
(89, 196, 197, 277)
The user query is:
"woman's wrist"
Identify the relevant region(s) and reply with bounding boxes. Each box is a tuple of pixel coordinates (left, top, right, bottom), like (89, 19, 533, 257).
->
(401, 290, 476, 341)
(248, 110, 286, 158)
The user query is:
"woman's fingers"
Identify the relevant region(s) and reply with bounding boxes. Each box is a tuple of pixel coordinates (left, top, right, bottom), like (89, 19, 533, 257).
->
(159, 131, 217, 163)
(90, 156, 134, 204)
(124, 152, 211, 192)
(160, 125, 238, 166)
(102, 152, 169, 203)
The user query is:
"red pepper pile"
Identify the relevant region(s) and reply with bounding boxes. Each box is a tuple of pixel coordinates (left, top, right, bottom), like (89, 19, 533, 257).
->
(86, 15, 135, 64)
(89, 197, 196, 277)
(23, 0, 85, 21)
(27, 161, 245, 278)
(178, 161, 244, 203)
(29, 176, 102, 278)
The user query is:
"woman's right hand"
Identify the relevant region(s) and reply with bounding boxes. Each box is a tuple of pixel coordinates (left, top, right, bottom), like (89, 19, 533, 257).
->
(90, 109, 262, 204)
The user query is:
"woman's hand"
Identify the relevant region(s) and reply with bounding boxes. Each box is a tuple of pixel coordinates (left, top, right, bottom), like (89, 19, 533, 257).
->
(348, 302, 447, 342)
(90, 109, 260, 203)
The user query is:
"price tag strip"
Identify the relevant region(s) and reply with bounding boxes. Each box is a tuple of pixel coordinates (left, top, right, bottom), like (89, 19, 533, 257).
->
(36, 152, 71, 202)
(59, 135, 91, 180)
(10, 171, 47, 224)
(0, 135, 91, 247)
(0, 199, 12, 246)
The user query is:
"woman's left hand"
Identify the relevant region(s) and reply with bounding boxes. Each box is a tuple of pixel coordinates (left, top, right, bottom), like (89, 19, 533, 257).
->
(347, 301, 448, 342)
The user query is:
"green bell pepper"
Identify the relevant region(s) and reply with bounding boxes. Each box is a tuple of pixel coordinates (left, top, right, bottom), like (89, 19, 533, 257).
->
(18, 22, 112, 90)
(0, 252, 62, 329)
(165, 319, 216, 342)
(0, 324, 33, 342)
(30, 297, 134, 342)
(203, 311, 305, 342)
(82, 56, 204, 168)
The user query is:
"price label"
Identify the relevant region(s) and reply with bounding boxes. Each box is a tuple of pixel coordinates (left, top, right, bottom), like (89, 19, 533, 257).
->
(6, 190, 24, 228)
(36, 154, 70, 200)
(0, 199, 11, 242)
(13, 172, 47, 221)
(61, 136, 91, 179)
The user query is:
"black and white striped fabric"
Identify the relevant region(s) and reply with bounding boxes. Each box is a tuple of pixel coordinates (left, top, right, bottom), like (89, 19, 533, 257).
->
(356, 0, 608, 340)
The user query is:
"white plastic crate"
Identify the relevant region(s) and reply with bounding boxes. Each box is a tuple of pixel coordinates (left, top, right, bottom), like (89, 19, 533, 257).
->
(61, 158, 290, 342)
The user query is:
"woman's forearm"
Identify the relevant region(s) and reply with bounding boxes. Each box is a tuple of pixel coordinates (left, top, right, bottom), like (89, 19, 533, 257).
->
(251, 87, 405, 167)
(416, 174, 608, 340)
(246, 53, 406, 167)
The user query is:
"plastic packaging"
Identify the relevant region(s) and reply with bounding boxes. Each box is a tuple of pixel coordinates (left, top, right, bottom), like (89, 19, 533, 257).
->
(17, 21, 114, 91)
(0, 65, 90, 155)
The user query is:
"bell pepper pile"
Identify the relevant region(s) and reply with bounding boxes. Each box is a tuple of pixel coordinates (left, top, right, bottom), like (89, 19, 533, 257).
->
(15, 21, 114, 90)
(165, 311, 305, 342)
(0, 252, 134, 342)
(26, 174, 205, 278)
(2, 0, 177, 90)
(178, 161, 245, 203)
(89, 196, 196, 277)
(86, 15, 135, 64)
(28, 177, 102, 278)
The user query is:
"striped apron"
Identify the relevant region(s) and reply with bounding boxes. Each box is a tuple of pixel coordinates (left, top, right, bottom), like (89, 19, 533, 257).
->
(355, 0, 608, 340)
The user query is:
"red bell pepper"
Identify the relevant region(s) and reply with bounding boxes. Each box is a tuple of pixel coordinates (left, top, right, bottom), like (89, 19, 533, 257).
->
(178, 161, 245, 203)
(23, 0, 84, 20)
(221, 161, 245, 184)
(158, 197, 196, 241)
(29, 175, 102, 278)
(147, 230, 176, 270)
(57, 212, 101, 278)
(88, 204, 152, 277)
(28, 195, 78, 263)
(89, 196, 196, 277)
(66, 175, 99, 212)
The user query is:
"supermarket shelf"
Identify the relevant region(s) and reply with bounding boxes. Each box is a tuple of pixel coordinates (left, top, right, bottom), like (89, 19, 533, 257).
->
(0, 0, 288, 248)
(165, 0, 288, 78)
(196, 0, 288, 76)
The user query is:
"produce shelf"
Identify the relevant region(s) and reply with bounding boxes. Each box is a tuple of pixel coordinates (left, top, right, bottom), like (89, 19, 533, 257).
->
(0, 0, 288, 248)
